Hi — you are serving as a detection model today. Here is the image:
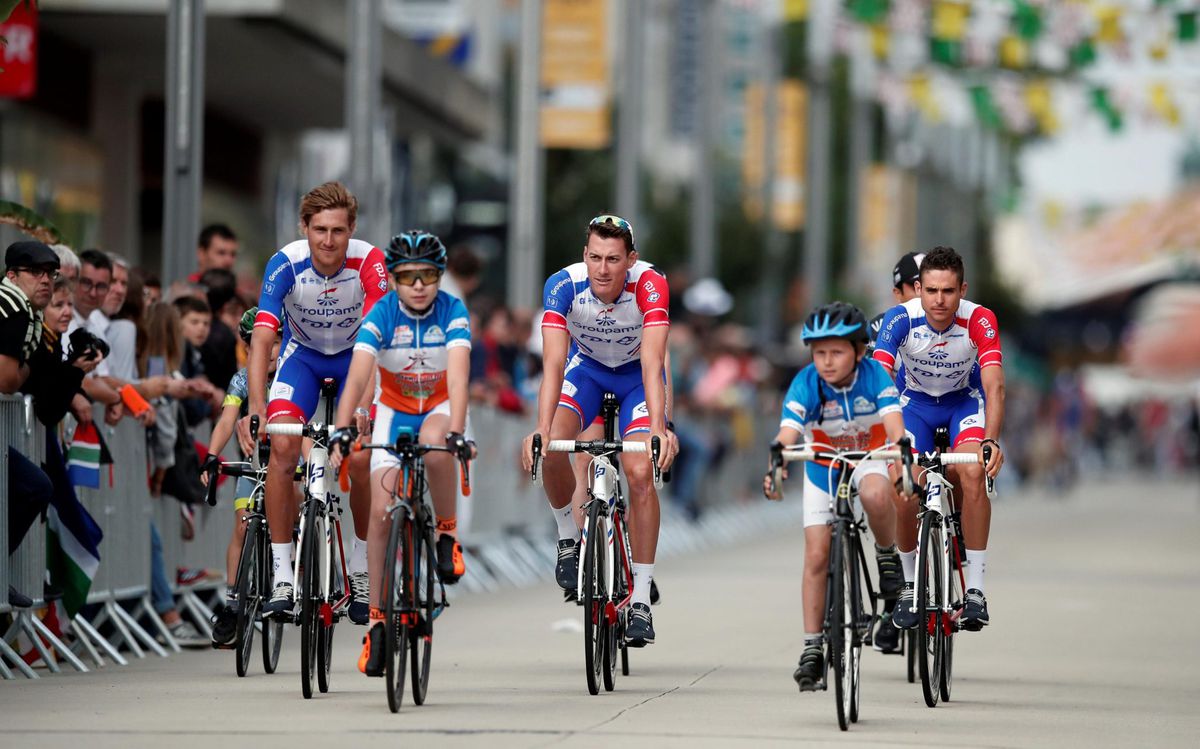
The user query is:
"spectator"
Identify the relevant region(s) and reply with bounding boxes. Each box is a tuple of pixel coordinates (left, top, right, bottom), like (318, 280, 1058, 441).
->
(196, 268, 240, 390)
(188, 223, 238, 283)
(442, 244, 483, 305)
(140, 270, 163, 306)
(172, 295, 221, 424)
(51, 244, 80, 283)
(469, 304, 524, 414)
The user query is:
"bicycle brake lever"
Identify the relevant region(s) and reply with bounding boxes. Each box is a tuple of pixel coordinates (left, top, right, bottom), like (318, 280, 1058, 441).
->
(981, 444, 996, 500)
(531, 434, 543, 488)
(651, 436, 663, 491)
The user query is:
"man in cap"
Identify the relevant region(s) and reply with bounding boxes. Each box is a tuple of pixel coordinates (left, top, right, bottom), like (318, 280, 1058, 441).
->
(866, 251, 925, 356)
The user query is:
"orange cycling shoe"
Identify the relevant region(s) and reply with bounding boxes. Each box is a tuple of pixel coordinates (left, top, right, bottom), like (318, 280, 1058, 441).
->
(436, 534, 465, 584)
(358, 618, 386, 676)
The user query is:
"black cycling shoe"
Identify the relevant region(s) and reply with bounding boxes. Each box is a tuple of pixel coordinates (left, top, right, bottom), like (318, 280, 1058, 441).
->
(873, 614, 901, 654)
(436, 534, 466, 585)
(961, 588, 989, 631)
(348, 572, 370, 625)
(793, 645, 824, 692)
(555, 538, 579, 591)
(891, 582, 919, 630)
(262, 582, 295, 618)
(625, 602, 655, 647)
(358, 622, 386, 677)
(650, 578, 661, 605)
(210, 603, 237, 649)
(875, 548, 904, 601)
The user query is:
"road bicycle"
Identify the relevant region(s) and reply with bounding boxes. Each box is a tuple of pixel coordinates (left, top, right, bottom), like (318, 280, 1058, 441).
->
(342, 427, 473, 713)
(203, 415, 284, 677)
(905, 427, 994, 708)
(530, 393, 662, 696)
(266, 379, 349, 700)
(767, 440, 913, 731)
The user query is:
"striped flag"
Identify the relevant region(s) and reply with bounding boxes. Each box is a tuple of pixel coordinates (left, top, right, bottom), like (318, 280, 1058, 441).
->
(44, 435, 103, 619)
(66, 422, 102, 488)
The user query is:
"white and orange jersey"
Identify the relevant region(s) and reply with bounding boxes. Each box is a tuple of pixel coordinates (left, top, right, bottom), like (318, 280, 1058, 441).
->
(872, 297, 1002, 399)
(541, 261, 669, 371)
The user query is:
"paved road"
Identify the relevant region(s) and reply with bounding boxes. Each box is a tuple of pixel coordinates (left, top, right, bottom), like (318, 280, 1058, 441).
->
(3, 475, 1198, 748)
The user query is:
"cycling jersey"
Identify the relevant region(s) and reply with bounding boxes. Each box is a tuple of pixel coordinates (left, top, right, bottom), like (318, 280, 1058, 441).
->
(541, 261, 669, 371)
(868, 308, 982, 391)
(354, 290, 471, 414)
(871, 297, 1001, 398)
(255, 238, 388, 356)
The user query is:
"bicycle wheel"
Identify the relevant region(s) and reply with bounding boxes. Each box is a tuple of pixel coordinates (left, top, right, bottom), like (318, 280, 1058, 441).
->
(847, 534, 865, 724)
(905, 629, 916, 684)
(582, 500, 607, 696)
(411, 519, 436, 705)
(616, 514, 632, 678)
(916, 511, 944, 707)
(234, 517, 260, 678)
(316, 540, 335, 695)
(829, 529, 850, 731)
(260, 522, 283, 674)
(384, 508, 412, 713)
(298, 503, 320, 699)
(941, 522, 963, 702)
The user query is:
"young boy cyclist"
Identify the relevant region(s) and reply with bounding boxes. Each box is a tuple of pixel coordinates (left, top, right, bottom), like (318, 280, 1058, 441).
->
(763, 302, 906, 691)
(329, 231, 472, 677)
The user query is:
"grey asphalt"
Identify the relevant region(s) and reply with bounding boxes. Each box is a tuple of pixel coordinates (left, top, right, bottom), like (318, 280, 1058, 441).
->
(2, 475, 1198, 748)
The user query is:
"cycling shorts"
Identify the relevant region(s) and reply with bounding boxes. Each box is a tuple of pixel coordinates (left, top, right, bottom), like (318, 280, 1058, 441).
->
(233, 476, 255, 511)
(267, 340, 352, 423)
(802, 461, 889, 528)
(558, 355, 652, 437)
(901, 388, 986, 453)
(370, 400, 467, 472)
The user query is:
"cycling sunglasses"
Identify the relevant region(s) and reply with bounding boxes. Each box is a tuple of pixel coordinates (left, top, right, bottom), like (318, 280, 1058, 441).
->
(392, 267, 443, 286)
(589, 214, 633, 233)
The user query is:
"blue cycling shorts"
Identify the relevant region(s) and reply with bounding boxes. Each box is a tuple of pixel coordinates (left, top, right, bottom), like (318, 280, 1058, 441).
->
(267, 340, 352, 423)
(558, 354, 651, 437)
(901, 388, 986, 453)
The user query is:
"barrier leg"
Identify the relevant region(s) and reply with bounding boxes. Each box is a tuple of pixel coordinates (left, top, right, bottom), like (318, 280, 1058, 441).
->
(0, 635, 38, 679)
(103, 601, 145, 658)
(70, 619, 106, 667)
(73, 615, 128, 666)
(179, 591, 215, 638)
(0, 653, 13, 679)
(6, 612, 59, 673)
(138, 598, 181, 654)
(110, 600, 168, 658)
(24, 611, 89, 672)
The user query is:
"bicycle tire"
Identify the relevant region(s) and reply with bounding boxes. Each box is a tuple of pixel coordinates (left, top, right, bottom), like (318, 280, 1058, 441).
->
(234, 517, 260, 678)
(582, 500, 606, 696)
(411, 518, 436, 705)
(298, 502, 320, 699)
(941, 522, 963, 702)
(847, 532, 864, 724)
(830, 528, 850, 731)
(384, 507, 411, 713)
(905, 629, 916, 684)
(260, 518, 283, 674)
(316, 538, 335, 695)
(617, 512, 632, 678)
(916, 510, 944, 707)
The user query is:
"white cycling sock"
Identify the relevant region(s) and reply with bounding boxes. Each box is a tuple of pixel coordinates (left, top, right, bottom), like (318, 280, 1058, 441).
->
(899, 548, 917, 584)
(349, 534, 369, 575)
(632, 563, 654, 607)
(965, 549, 987, 593)
(804, 632, 825, 648)
(271, 543, 295, 586)
(552, 503, 579, 542)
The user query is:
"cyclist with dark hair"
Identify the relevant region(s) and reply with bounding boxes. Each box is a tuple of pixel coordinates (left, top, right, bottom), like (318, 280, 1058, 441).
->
(330, 230, 473, 677)
(764, 302, 907, 692)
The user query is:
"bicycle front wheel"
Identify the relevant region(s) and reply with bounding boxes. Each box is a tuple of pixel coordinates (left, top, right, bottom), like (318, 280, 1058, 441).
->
(234, 517, 261, 678)
(298, 504, 320, 699)
(829, 529, 850, 731)
(260, 522, 283, 674)
(582, 500, 607, 696)
(847, 533, 865, 724)
(941, 522, 964, 702)
(411, 520, 437, 705)
(316, 539, 335, 695)
(916, 511, 944, 707)
(384, 508, 412, 713)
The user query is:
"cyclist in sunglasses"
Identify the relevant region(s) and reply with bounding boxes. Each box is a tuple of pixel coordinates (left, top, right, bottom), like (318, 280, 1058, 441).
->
(521, 214, 679, 647)
(330, 230, 472, 676)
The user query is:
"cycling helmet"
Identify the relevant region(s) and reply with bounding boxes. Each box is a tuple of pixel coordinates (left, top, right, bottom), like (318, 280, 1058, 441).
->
(384, 231, 447, 271)
(800, 302, 869, 345)
(239, 306, 258, 344)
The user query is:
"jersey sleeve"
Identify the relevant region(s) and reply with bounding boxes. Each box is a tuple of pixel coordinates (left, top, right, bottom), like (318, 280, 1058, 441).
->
(222, 368, 249, 408)
(871, 304, 910, 374)
(541, 270, 574, 331)
(353, 295, 391, 356)
(779, 368, 815, 433)
(358, 246, 389, 316)
(636, 269, 670, 328)
(444, 296, 472, 350)
(256, 252, 295, 332)
(969, 306, 1003, 369)
(866, 359, 901, 416)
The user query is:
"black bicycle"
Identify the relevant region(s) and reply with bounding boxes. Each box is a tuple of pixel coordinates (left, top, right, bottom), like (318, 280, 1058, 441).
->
(768, 440, 913, 731)
(344, 427, 473, 713)
(203, 416, 284, 677)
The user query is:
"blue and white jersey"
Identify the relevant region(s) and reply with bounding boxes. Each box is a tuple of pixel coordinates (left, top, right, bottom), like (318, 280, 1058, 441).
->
(255, 238, 388, 356)
(354, 290, 471, 415)
(872, 298, 1002, 399)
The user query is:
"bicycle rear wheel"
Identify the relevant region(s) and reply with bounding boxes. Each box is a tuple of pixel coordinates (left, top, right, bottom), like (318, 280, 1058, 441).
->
(234, 517, 260, 677)
(847, 534, 865, 724)
(384, 508, 412, 713)
(582, 500, 607, 696)
(298, 503, 320, 699)
(829, 529, 850, 731)
(411, 519, 436, 705)
(941, 523, 964, 702)
(905, 629, 916, 684)
(916, 511, 944, 707)
(260, 524, 283, 674)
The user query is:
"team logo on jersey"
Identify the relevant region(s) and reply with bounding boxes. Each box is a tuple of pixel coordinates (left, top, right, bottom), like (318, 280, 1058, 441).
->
(822, 401, 843, 419)
(423, 325, 446, 344)
(317, 288, 339, 306)
(264, 283, 275, 295)
(984, 328, 996, 339)
(646, 292, 660, 303)
(595, 307, 617, 328)
(632, 402, 649, 418)
(403, 350, 431, 371)
(391, 325, 414, 345)
(786, 400, 807, 420)
(928, 342, 950, 360)
(379, 279, 388, 291)
(853, 396, 874, 415)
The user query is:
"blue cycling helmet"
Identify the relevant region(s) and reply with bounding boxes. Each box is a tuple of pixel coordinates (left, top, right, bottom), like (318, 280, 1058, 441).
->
(801, 301, 869, 345)
(385, 231, 447, 271)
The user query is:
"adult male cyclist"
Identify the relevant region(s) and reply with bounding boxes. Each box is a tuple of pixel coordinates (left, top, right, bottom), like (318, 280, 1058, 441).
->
(246, 182, 388, 623)
(873, 246, 1005, 631)
(521, 214, 678, 647)
(330, 231, 473, 677)
(764, 302, 907, 691)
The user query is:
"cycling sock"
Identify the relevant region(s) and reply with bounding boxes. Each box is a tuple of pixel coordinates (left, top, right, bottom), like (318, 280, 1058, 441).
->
(803, 632, 825, 649)
(965, 549, 987, 593)
(552, 503, 579, 542)
(224, 585, 236, 603)
(271, 543, 294, 586)
(349, 535, 368, 575)
(436, 516, 458, 538)
(875, 543, 897, 555)
(899, 548, 917, 583)
(631, 563, 654, 607)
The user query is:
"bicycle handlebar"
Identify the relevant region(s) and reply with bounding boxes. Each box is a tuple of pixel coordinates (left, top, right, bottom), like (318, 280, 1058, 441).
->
(266, 422, 333, 438)
(531, 435, 662, 490)
(345, 439, 474, 496)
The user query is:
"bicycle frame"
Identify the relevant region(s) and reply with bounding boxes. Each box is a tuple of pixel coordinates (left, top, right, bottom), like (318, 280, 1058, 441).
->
(909, 453, 975, 635)
(577, 454, 634, 617)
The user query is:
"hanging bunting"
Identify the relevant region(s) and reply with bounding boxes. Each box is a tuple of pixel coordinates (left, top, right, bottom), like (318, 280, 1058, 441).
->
(1090, 86, 1124, 132)
(908, 73, 942, 122)
(1010, 1, 1043, 41)
(970, 84, 1004, 130)
(999, 34, 1030, 67)
(1179, 11, 1198, 42)
(1024, 79, 1059, 134)
(1148, 81, 1181, 126)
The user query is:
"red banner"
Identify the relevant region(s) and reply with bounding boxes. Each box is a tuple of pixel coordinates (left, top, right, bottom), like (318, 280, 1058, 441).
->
(0, 2, 37, 100)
